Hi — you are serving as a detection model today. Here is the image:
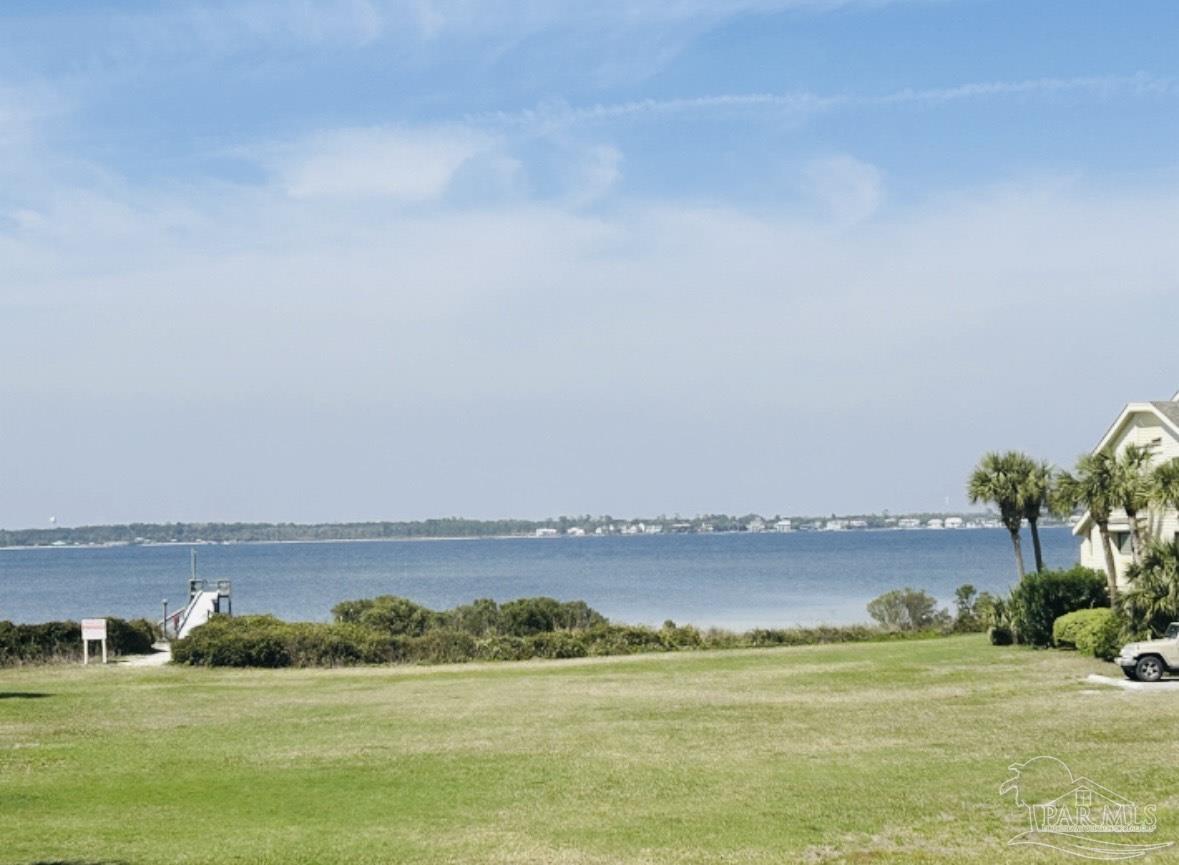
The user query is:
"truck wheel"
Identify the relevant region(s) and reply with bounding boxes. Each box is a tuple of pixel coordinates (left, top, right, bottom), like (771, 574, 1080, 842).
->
(1135, 655, 1164, 683)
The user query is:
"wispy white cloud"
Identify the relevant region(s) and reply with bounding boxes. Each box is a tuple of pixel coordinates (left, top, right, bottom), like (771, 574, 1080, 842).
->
(266, 125, 495, 202)
(478, 72, 1176, 133)
(873, 71, 1174, 104)
(480, 92, 838, 134)
(801, 155, 883, 226)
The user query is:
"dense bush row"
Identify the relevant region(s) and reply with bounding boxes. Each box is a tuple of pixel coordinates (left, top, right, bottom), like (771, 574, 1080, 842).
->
(330, 595, 607, 637)
(0, 617, 158, 665)
(171, 595, 944, 668)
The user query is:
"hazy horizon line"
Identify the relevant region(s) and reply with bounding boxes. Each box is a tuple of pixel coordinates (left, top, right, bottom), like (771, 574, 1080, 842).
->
(2, 508, 1032, 534)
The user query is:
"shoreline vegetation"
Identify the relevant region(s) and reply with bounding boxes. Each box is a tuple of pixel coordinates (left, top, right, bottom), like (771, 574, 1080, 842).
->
(0, 571, 1121, 669)
(173, 591, 986, 668)
(0, 617, 158, 665)
(2, 593, 968, 668)
(0, 512, 1073, 549)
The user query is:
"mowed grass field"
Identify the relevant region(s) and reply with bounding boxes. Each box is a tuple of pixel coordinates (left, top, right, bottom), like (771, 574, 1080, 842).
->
(2, 636, 1178, 865)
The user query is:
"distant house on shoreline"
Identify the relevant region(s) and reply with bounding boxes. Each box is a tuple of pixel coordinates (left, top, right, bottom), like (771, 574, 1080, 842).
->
(1074, 390, 1179, 586)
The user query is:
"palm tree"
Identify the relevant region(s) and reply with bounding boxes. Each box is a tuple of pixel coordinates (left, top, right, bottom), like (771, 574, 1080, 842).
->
(1019, 457, 1052, 573)
(1053, 452, 1120, 602)
(1152, 457, 1179, 515)
(1113, 444, 1154, 565)
(968, 451, 1028, 580)
(1121, 539, 1179, 638)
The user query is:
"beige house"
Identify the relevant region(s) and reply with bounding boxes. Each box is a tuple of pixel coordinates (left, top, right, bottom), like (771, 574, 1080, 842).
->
(1074, 391, 1179, 586)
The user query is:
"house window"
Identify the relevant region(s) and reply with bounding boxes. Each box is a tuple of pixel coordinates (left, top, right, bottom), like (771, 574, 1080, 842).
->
(1114, 532, 1133, 555)
(1076, 789, 1093, 807)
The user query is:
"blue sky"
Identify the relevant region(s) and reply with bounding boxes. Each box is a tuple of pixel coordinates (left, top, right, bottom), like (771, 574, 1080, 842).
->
(3, 1, 1179, 526)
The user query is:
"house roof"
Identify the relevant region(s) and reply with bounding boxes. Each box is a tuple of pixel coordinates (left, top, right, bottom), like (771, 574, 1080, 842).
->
(1151, 401, 1179, 428)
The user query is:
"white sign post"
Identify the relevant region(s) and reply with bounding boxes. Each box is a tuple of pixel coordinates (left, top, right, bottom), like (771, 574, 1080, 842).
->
(81, 618, 108, 665)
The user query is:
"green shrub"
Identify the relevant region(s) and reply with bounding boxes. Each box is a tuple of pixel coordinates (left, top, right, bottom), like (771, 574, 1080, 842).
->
(1079, 614, 1122, 662)
(0, 617, 161, 666)
(953, 584, 977, 632)
(988, 626, 1014, 646)
(975, 593, 1008, 629)
(0, 620, 79, 664)
(499, 597, 606, 636)
(1052, 609, 1092, 647)
(472, 634, 531, 661)
(401, 630, 477, 664)
(525, 631, 588, 659)
(106, 618, 159, 655)
(582, 625, 665, 655)
(1052, 608, 1121, 660)
(331, 596, 437, 636)
(445, 598, 502, 637)
(172, 616, 405, 667)
(331, 594, 608, 639)
(173, 616, 291, 667)
(659, 622, 704, 649)
(866, 588, 948, 632)
(1008, 566, 1108, 647)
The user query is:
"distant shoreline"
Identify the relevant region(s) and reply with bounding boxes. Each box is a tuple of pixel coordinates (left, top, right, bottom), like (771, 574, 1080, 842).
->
(0, 522, 1074, 552)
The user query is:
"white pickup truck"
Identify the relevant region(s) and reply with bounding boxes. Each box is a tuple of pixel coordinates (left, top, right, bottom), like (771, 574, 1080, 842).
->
(1117, 622, 1179, 682)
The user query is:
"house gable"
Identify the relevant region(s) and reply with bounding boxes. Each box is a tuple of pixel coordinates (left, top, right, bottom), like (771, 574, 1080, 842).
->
(1072, 400, 1179, 537)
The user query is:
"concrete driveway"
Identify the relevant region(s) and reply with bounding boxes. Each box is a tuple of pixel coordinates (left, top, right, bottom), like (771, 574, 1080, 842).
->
(1087, 673, 1179, 691)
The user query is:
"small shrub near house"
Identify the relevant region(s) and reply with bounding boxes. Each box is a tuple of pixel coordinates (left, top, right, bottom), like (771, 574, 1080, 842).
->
(1052, 608, 1121, 661)
(1008, 566, 1108, 647)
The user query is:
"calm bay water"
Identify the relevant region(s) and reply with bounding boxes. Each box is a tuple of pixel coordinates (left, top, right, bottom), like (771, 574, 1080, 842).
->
(0, 528, 1078, 629)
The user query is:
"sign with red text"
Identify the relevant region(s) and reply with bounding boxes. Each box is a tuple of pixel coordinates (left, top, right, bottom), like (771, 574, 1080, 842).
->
(81, 618, 107, 641)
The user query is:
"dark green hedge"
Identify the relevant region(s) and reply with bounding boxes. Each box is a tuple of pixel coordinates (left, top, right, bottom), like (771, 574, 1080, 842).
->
(0, 617, 158, 665)
(1008, 566, 1108, 647)
(172, 604, 946, 669)
(330, 595, 608, 638)
(1052, 608, 1121, 661)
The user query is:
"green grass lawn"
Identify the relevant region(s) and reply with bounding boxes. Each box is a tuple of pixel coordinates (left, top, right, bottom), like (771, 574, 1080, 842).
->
(2, 635, 1177, 864)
